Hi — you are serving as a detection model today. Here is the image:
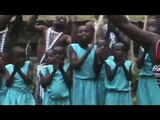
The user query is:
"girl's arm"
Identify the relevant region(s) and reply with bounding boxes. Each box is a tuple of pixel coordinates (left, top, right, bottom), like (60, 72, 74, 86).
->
(59, 65, 73, 90)
(105, 62, 119, 81)
(122, 62, 132, 81)
(6, 67, 16, 87)
(93, 52, 103, 79)
(27, 15, 48, 34)
(136, 49, 147, 69)
(16, 63, 33, 85)
(40, 68, 57, 88)
(69, 44, 94, 70)
(106, 15, 160, 48)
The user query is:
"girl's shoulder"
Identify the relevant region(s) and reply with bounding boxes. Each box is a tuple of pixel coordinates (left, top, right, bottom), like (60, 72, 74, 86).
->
(125, 60, 133, 64)
(63, 62, 70, 71)
(69, 43, 80, 52)
(40, 65, 53, 76)
(124, 60, 133, 67)
(5, 64, 14, 69)
(25, 60, 32, 64)
(69, 43, 79, 47)
(105, 56, 114, 63)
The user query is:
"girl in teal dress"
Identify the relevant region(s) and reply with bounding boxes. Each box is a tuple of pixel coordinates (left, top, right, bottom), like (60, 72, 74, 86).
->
(39, 47, 72, 105)
(94, 40, 109, 105)
(69, 25, 98, 105)
(4, 46, 35, 105)
(105, 42, 132, 105)
(136, 47, 160, 105)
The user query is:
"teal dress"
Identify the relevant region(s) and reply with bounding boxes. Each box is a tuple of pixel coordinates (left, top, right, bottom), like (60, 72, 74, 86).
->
(105, 59, 132, 105)
(96, 64, 106, 105)
(70, 43, 97, 105)
(0, 75, 8, 105)
(4, 61, 35, 105)
(137, 53, 160, 105)
(40, 63, 70, 105)
(96, 56, 114, 105)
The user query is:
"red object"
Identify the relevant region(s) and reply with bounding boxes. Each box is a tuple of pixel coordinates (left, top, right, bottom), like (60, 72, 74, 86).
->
(156, 40, 160, 59)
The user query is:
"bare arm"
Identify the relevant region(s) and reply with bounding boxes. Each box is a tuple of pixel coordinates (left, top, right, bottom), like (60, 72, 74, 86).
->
(66, 35, 72, 45)
(40, 68, 57, 88)
(136, 49, 147, 69)
(105, 62, 119, 81)
(119, 31, 131, 50)
(59, 65, 73, 90)
(65, 65, 73, 90)
(9, 15, 23, 37)
(16, 63, 33, 85)
(93, 52, 104, 79)
(106, 15, 159, 48)
(122, 62, 132, 81)
(27, 15, 38, 30)
(11, 15, 23, 28)
(27, 15, 47, 33)
(6, 67, 16, 87)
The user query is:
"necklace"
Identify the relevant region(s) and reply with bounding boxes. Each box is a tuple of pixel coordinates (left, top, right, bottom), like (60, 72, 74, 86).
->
(0, 27, 8, 52)
(40, 27, 63, 64)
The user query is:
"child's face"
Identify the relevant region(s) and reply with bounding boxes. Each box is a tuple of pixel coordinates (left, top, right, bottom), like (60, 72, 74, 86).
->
(146, 18, 160, 34)
(113, 43, 126, 60)
(97, 40, 108, 53)
(96, 40, 108, 59)
(86, 23, 95, 37)
(14, 52, 25, 66)
(46, 50, 54, 64)
(53, 16, 68, 30)
(77, 26, 92, 44)
(52, 47, 65, 64)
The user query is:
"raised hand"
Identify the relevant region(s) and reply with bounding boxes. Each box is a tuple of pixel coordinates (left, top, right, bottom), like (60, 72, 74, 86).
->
(117, 59, 125, 66)
(57, 59, 64, 71)
(88, 43, 95, 53)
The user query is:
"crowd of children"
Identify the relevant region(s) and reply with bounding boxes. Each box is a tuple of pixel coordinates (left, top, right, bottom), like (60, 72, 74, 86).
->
(0, 15, 160, 105)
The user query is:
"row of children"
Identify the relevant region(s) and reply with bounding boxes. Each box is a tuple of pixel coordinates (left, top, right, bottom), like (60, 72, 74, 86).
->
(1, 15, 160, 105)
(0, 24, 133, 105)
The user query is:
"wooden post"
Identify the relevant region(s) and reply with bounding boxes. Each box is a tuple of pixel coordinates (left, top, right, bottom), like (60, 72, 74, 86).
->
(71, 15, 77, 42)
(143, 15, 148, 30)
(94, 15, 104, 44)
